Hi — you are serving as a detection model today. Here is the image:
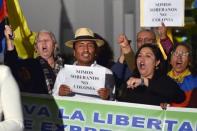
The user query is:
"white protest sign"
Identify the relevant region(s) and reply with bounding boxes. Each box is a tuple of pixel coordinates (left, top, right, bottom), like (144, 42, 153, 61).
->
(140, 0, 185, 27)
(60, 64, 106, 96)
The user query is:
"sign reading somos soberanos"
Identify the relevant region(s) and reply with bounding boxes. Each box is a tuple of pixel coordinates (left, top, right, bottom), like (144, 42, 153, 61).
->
(54, 64, 106, 96)
(140, 0, 184, 27)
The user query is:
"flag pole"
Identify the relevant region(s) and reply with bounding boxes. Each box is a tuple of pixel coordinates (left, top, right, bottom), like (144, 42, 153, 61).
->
(4, 17, 14, 40)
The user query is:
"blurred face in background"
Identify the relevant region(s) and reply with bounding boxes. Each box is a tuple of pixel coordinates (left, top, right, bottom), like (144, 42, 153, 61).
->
(137, 30, 156, 49)
(136, 47, 160, 79)
(35, 32, 56, 60)
(74, 40, 97, 66)
(170, 45, 190, 76)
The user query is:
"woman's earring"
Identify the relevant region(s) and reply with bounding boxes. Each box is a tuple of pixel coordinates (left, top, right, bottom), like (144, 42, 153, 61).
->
(155, 65, 159, 70)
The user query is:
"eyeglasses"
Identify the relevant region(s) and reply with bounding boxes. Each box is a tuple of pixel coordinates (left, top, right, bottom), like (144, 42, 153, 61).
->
(137, 38, 155, 44)
(172, 51, 190, 57)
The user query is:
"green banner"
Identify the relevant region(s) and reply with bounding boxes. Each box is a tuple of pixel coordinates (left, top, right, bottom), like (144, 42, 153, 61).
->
(22, 93, 197, 131)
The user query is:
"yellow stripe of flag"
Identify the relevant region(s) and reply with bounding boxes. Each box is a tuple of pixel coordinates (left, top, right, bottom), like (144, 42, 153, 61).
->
(157, 29, 173, 60)
(7, 0, 36, 59)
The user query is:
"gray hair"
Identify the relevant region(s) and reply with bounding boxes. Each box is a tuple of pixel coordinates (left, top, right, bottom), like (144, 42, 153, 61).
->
(137, 29, 156, 42)
(35, 29, 57, 44)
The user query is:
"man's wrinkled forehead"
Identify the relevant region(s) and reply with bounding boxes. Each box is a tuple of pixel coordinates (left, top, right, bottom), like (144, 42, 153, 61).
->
(137, 30, 156, 40)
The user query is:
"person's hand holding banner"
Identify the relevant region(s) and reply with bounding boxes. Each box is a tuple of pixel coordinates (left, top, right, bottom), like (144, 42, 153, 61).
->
(156, 22, 168, 40)
(58, 84, 110, 100)
(58, 84, 72, 96)
(97, 88, 110, 100)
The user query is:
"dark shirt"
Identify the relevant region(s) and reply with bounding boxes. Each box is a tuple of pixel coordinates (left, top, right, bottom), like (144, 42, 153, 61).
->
(116, 71, 185, 106)
(5, 50, 48, 94)
(188, 88, 197, 108)
(111, 61, 132, 81)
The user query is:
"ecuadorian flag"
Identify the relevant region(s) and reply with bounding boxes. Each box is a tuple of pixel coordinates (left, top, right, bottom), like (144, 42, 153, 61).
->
(6, 0, 36, 59)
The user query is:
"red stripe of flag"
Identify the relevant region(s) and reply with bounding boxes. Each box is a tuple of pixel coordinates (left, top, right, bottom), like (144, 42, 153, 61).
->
(0, 0, 8, 22)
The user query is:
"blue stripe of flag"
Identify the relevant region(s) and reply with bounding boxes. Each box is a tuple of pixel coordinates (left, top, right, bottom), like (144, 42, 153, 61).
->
(0, 0, 3, 8)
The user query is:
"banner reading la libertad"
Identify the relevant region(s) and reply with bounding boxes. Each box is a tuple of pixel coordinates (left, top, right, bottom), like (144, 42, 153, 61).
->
(22, 93, 197, 131)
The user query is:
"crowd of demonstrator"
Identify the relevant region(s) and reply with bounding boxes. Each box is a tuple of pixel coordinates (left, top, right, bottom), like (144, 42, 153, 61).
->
(0, 23, 197, 130)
